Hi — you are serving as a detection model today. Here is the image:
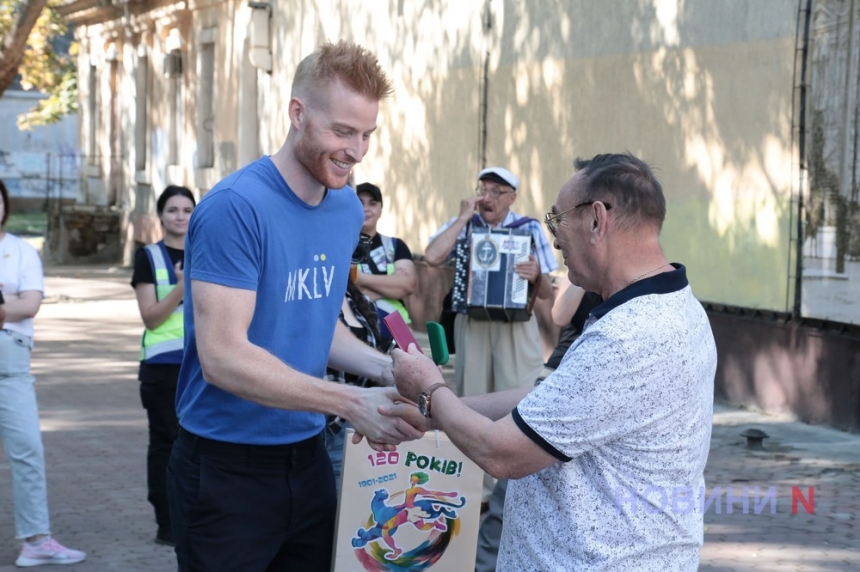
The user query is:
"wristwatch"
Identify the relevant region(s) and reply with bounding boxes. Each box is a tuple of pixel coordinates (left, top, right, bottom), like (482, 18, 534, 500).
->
(418, 382, 449, 418)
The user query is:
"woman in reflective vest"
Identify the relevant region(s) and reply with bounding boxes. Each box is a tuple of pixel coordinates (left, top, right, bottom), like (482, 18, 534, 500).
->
(130, 185, 196, 547)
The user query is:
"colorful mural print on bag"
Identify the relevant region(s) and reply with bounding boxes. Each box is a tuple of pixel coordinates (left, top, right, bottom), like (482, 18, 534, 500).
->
(333, 431, 482, 572)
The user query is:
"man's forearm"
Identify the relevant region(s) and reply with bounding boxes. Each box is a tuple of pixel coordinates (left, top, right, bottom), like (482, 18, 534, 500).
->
(389, 345, 555, 475)
(202, 338, 314, 405)
(329, 320, 393, 386)
(424, 222, 466, 266)
(424, 388, 533, 477)
(201, 337, 378, 420)
(461, 387, 531, 420)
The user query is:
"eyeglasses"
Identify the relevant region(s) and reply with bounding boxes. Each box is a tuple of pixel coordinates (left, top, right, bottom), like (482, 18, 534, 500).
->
(476, 186, 514, 199)
(543, 200, 612, 237)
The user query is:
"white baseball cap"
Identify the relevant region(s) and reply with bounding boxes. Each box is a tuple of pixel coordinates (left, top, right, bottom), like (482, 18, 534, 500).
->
(478, 167, 519, 190)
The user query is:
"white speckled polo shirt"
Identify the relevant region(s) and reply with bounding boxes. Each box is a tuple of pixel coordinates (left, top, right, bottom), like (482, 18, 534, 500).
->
(500, 264, 716, 572)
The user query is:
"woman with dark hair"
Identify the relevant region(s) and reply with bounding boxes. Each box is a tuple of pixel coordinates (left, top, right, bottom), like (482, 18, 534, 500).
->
(324, 278, 392, 491)
(130, 185, 196, 546)
(0, 179, 87, 566)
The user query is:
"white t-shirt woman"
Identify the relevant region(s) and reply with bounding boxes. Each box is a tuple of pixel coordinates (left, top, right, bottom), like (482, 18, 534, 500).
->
(0, 188, 86, 564)
(0, 232, 44, 338)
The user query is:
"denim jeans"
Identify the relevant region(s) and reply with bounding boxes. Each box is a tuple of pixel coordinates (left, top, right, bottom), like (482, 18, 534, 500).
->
(323, 422, 350, 492)
(0, 329, 50, 539)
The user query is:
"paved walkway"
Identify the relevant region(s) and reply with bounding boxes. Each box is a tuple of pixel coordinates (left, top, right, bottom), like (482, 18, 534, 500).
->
(0, 265, 857, 571)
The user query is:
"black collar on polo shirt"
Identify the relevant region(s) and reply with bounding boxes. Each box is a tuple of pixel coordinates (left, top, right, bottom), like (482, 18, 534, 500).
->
(589, 263, 688, 321)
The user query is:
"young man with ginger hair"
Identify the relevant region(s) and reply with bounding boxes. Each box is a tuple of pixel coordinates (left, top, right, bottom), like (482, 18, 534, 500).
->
(167, 41, 425, 571)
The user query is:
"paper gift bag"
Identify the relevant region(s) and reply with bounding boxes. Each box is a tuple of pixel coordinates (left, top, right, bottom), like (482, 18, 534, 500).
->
(332, 429, 483, 572)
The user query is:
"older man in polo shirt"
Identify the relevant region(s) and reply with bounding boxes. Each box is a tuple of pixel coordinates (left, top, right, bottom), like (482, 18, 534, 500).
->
(424, 166, 556, 399)
(393, 153, 717, 571)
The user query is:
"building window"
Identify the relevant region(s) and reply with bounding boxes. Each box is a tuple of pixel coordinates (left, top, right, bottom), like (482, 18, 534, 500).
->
(135, 47, 149, 172)
(198, 37, 215, 168)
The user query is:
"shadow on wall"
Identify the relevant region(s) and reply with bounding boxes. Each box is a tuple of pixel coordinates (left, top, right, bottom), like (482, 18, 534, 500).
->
(708, 305, 860, 433)
(350, 0, 796, 315)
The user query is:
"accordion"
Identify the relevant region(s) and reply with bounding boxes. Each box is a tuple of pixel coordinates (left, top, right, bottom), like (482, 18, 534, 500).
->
(451, 223, 536, 322)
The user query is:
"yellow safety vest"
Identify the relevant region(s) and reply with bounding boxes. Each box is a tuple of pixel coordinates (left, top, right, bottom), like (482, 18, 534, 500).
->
(139, 242, 184, 364)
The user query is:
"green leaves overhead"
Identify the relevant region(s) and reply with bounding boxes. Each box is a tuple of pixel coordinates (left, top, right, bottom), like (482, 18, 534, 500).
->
(0, 0, 77, 129)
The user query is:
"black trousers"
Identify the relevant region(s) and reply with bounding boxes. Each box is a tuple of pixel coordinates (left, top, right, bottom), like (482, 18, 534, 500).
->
(167, 427, 337, 572)
(138, 365, 180, 533)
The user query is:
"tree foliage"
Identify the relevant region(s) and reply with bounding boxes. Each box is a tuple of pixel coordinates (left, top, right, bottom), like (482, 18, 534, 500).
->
(0, 0, 48, 92)
(0, 0, 77, 130)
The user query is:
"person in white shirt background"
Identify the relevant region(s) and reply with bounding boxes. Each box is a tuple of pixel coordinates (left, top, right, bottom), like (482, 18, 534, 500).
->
(0, 179, 87, 567)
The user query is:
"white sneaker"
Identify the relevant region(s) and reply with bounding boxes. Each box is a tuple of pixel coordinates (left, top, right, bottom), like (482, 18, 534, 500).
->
(15, 537, 86, 567)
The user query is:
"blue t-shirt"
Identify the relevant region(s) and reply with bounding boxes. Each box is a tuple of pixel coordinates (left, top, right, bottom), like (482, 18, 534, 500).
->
(176, 156, 364, 445)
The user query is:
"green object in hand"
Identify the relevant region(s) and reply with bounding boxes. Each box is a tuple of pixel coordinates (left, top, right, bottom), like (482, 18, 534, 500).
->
(425, 321, 449, 365)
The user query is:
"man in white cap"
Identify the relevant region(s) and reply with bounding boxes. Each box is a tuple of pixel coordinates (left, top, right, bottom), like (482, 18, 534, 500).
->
(425, 166, 556, 399)
(426, 166, 556, 506)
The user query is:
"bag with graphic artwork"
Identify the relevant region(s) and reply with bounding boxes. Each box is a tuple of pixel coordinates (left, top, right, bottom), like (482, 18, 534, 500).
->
(332, 429, 483, 571)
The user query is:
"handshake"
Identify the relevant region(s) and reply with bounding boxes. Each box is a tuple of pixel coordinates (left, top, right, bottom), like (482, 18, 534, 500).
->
(351, 314, 451, 451)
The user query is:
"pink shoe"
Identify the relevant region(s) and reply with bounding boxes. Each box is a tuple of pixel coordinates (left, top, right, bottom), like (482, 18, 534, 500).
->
(15, 537, 86, 567)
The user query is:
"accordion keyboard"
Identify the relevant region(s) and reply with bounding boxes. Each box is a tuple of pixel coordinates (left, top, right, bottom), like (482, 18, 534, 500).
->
(509, 238, 530, 304)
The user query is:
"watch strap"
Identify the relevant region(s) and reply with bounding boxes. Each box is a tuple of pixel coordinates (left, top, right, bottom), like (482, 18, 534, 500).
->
(423, 382, 450, 418)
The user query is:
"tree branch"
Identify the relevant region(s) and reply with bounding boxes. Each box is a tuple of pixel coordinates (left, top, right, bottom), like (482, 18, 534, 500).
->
(0, 0, 50, 96)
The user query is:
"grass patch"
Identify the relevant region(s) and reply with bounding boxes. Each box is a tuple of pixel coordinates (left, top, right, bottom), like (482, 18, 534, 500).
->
(5, 212, 48, 237)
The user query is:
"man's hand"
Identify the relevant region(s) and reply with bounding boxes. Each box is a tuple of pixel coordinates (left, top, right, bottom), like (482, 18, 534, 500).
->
(348, 386, 425, 447)
(357, 399, 433, 450)
(425, 196, 483, 267)
(457, 195, 483, 221)
(378, 400, 437, 431)
(514, 254, 541, 283)
(352, 433, 397, 452)
(391, 345, 444, 403)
